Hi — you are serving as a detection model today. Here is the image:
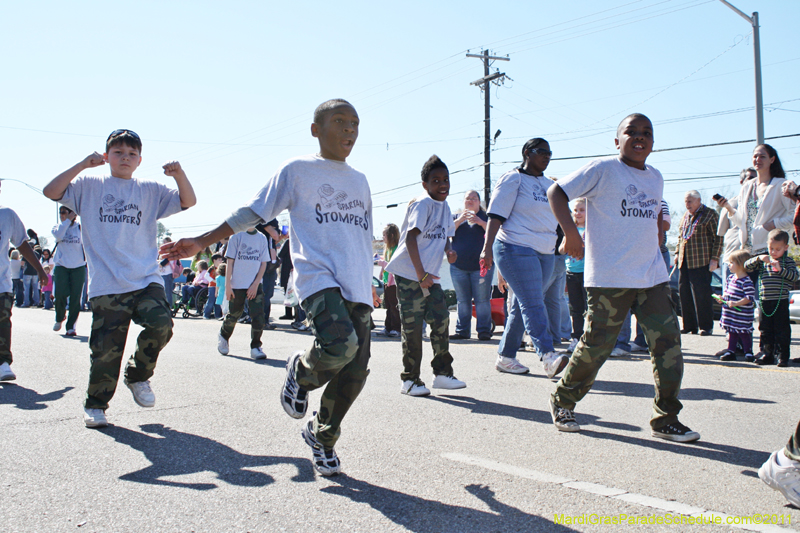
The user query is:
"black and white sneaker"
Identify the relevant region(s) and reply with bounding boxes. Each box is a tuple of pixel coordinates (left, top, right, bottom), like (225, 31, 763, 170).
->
(651, 421, 700, 442)
(549, 398, 579, 432)
(281, 351, 308, 419)
(301, 417, 341, 476)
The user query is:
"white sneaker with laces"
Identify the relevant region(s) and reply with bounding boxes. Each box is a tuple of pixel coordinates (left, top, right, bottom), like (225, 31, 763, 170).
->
(495, 355, 529, 374)
(567, 338, 579, 352)
(250, 346, 267, 360)
(432, 374, 466, 390)
(53, 321, 63, 332)
(759, 450, 800, 507)
(400, 379, 430, 396)
(0, 362, 16, 381)
(541, 351, 568, 379)
(83, 408, 108, 428)
(610, 347, 630, 357)
(218, 333, 229, 355)
(126, 380, 155, 407)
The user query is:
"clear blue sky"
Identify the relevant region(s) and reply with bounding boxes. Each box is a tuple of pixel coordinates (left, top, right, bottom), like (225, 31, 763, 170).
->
(2, 0, 798, 247)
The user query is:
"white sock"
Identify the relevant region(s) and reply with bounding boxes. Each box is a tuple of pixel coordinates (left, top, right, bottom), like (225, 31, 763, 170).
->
(777, 449, 800, 467)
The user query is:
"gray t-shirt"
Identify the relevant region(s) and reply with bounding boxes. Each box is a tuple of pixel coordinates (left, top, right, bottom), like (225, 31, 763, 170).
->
(488, 169, 557, 254)
(52, 219, 86, 269)
(226, 230, 268, 290)
(0, 207, 28, 294)
(558, 157, 668, 289)
(58, 176, 183, 298)
(245, 155, 373, 307)
(386, 196, 456, 282)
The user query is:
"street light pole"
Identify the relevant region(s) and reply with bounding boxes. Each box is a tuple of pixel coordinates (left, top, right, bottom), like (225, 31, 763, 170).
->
(718, 1, 764, 144)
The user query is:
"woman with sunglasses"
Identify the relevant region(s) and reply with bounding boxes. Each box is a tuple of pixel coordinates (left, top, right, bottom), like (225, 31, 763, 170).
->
(51, 206, 86, 336)
(481, 138, 569, 379)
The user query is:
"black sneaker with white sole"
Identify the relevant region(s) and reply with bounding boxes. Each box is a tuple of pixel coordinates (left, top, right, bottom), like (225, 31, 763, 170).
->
(651, 421, 700, 442)
(549, 398, 580, 432)
(302, 417, 341, 476)
(281, 351, 308, 419)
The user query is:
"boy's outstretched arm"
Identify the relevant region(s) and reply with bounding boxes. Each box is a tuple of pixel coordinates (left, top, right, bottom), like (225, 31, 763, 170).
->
(162, 161, 196, 208)
(17, 241, 47, 285)
(547, 184, 582, 260)
(160, 222, 235, 260)
(43, 153, 105, 201)
(160, 207, 263, 260)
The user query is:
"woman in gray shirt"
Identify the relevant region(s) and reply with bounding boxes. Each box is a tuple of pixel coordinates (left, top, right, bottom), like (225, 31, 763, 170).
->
(481, 138, 568, 379)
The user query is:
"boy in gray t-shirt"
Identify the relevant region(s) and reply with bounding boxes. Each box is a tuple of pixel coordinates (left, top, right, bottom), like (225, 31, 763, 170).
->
(0, 193, 48, 382)
(387, 155, 464, 397)
(160, 99, 380, 477)
(217, 228, 268, 360)
(546, 114, 700, 443)
(44, 129, 196, 429)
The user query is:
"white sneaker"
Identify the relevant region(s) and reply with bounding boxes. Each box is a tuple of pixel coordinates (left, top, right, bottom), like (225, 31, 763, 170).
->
(126, 380, 155, 407)
(83, 408, 108, 428)
(542, 351, 568, 379)
(495, 355, 529, 374)
(610, 347, 630, 357)
(567, 338, 579, 352)
(630, 342, 648, 353)
(387, 330, 401, 338)
(759, 450, 800, 507)
(250, 346, 267, 360)
(218, 333, 229, 355)
(0, 362, 16, 381)
(432, 374, 466, 389)
(53, 321, 63, 332)
(400, 379, 430, 396)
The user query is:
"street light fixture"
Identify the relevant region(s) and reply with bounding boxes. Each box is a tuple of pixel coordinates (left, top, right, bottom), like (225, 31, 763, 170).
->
(718, 0, 764, 144)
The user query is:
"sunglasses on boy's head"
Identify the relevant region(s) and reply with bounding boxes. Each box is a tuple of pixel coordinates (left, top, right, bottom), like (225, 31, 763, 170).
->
(59, 209, 70, 215)
(528, 148, 552, 157)
(106, 129, 140, 143)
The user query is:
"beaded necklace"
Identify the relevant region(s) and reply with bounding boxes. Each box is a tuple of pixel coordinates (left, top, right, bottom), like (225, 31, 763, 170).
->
(758, 257, 785, 318)
(680, 206, 703, 241)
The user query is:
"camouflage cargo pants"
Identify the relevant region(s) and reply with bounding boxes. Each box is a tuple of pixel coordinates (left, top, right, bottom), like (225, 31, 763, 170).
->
(395, 276, 453, 382)
(552, 282, 684, 429)
(787, 420, 800, 461)
(0, 293, 14, 365)
(297, 288, 371, 448)
(86, 283, 173, 410)
(219, 285, 265, 349)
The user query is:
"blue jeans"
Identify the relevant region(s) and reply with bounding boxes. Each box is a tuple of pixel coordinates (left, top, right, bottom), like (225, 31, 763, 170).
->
(22, 275, 39, 307)
(617, 249, 672, 349)
(494, 240, 555, 358)
(204, 286, 216, 318)
(262, 268, 278, 319)
(543, 255, 567, 343)
(162, 275, 174, 307)
(450, 263, 495, 336)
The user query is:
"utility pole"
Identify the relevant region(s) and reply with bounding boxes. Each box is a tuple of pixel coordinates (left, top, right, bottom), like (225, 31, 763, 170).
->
(467, 50, 509, 206)
(718, 1, 764, 144)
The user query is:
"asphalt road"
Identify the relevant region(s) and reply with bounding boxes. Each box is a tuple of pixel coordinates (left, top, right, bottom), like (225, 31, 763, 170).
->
(2, 306, 799, 532)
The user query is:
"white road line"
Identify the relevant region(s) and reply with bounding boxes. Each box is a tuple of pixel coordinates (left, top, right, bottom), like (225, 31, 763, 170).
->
(442, 452, 792, 533)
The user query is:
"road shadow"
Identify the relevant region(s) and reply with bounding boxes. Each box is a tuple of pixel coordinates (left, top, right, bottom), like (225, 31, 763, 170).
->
(580, 428, 770, 469)
(222, 353, 286, 368)
(588, 379, 775, 404)
(61, 334, 89, 343)
(321, 476, 577, 532)
(102, 423, 314, 489)
(0, 383, 74, 410)
(429, 395, 641, 432)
